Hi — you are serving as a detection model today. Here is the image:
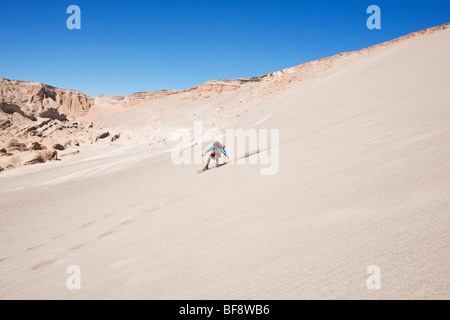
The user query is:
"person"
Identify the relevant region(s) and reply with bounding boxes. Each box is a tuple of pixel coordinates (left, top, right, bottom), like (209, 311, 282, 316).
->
(202, 141, 230, 170)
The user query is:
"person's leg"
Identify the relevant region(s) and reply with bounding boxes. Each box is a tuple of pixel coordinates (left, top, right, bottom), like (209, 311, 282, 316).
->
(215, 155, 219, 166)
(205, 155, 212, 169)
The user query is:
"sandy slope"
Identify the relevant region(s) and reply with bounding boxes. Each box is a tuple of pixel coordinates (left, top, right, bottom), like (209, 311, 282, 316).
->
(1, 26, 450, 299)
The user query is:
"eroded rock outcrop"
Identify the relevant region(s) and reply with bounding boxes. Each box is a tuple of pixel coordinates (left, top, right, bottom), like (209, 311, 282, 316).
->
(0, 78, 94, 119)
(0, 78, 122, 171)
(95, 89, 182, 108)
(0, 114, 120, 171)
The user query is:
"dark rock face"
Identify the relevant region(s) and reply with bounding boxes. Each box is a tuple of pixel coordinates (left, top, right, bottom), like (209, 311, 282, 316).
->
(0, 119, 12, 129)
(111, 134, 120, 142)
(97, 132, 110, 139)
(39, 108, 68, 121)
(53, 144, 65, 151)
(8, 142, 28, 152)
(31, 142, 44, 150)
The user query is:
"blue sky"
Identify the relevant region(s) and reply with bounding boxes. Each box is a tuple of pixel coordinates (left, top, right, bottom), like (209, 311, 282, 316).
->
(0, 0, 449, 97)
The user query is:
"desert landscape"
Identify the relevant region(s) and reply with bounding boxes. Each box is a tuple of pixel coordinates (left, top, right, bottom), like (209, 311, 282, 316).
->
(0, 23, 449, 299)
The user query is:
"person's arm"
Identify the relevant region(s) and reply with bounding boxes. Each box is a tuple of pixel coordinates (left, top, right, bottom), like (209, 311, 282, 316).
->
(202, 146, 213, 157)
(221, 147, 231, 162)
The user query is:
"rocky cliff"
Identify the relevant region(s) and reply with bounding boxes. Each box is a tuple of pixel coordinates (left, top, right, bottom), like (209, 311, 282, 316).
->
(0, 78, 94, 120)
(0, 79, 111, 172)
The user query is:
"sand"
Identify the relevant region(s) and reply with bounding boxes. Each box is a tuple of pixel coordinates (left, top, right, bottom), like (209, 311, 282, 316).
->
(0, 26, 449, 299)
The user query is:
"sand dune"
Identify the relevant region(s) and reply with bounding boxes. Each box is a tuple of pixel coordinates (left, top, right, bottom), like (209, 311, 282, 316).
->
(0, 25, 449, 299)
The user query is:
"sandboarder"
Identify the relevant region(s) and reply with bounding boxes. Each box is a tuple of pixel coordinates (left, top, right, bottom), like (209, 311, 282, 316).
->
(201, 141, 230, 170)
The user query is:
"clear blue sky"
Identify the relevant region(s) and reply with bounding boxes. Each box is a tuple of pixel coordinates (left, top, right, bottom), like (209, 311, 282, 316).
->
(0, 0, 449, 97)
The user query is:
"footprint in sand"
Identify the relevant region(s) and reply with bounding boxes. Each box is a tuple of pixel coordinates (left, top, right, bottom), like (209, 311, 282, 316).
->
(120, 220, 132, 225)
(71, 230, 118, 251)
(26, 243, 44, 251)
(32, 259, 57, 270)
(81, 221, 95, 228)
(71, 242, 88, 250)
(103, 212, 116, 218)
(98, 230, 117, 238)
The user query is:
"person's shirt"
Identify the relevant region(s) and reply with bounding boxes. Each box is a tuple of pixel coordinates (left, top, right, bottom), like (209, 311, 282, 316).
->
(206, 145, 227, 156)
